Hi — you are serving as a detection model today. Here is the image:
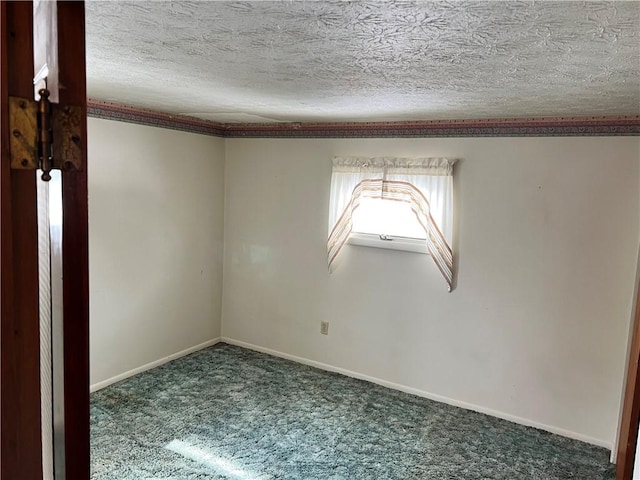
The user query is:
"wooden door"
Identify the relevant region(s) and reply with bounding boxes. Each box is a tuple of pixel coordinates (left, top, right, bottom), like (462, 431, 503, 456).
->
(0, 2, 88, 479)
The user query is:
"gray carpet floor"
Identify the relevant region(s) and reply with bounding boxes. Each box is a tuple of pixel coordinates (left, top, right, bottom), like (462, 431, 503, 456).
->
(91, 343, 616, 479)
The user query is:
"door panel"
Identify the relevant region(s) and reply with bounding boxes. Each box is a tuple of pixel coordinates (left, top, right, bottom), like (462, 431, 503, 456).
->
(38, 173, 54, 479)
(33, 0, 59, 103)
(38, 169, 65, 479)
(1, 2, 88, 479)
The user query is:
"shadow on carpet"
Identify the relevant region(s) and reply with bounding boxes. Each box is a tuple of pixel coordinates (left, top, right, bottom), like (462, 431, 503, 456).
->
(91, 343, 615, 479)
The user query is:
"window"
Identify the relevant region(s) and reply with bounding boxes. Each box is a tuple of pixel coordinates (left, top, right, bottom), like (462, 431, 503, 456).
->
(327, 156, 455, 291)
(349, 197, 428, 253)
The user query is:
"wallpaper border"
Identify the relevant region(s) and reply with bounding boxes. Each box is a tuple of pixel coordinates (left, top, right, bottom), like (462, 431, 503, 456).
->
(87, 99, 227, 137)
(88, 99, 639, 138)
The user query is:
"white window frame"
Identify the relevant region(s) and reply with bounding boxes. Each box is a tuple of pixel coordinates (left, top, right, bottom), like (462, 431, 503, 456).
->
(347, 232, 428, 254)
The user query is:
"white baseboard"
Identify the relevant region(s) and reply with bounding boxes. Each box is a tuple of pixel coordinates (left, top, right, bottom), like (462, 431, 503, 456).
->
(221, 337, 612, 451)
(90, 337, 222, 393)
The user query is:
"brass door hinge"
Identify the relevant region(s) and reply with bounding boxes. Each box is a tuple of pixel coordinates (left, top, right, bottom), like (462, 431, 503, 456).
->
(9, 89, 82, 181)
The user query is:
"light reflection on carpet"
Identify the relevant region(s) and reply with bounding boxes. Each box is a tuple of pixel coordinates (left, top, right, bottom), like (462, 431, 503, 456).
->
(166, 439, 268, 480)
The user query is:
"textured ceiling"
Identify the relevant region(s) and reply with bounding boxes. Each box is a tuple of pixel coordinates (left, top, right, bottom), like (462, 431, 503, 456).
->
(85, 1, 640, 123)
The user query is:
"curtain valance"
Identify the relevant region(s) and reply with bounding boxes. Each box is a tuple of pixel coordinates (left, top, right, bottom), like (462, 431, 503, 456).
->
(331, 156, 454, 175)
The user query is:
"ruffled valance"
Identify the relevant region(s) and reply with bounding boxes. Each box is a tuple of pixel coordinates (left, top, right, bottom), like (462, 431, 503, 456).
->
(332, 156, 455, 175)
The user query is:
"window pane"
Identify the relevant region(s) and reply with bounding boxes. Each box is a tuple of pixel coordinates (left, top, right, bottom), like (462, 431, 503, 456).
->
(352, 198, 426, 239)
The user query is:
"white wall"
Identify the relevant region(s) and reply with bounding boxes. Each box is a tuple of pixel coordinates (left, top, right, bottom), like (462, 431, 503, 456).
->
(635, 431, 640, 479)
(222, 136, 640, 448)
(88, 118, 225, 386)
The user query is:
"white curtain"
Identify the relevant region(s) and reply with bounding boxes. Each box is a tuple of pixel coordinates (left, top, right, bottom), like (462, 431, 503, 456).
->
(328, 156, 456, 291)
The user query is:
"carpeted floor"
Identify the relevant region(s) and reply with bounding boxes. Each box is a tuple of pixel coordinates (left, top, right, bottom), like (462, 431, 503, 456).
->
(91, 343, 615, 479)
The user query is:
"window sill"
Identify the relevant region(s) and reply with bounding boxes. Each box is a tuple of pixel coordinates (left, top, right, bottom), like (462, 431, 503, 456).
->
(347, 233, 428, 254)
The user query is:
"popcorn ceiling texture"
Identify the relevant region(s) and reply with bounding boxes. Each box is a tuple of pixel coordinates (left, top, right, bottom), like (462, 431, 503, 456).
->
(85, 1, 640, 123)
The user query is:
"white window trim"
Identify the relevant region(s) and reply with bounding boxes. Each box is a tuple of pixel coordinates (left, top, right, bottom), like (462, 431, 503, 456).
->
(347, 232, 428, 254)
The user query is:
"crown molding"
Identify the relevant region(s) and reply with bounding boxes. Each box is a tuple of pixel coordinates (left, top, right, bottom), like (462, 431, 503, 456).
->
(88, 99, 639, 138)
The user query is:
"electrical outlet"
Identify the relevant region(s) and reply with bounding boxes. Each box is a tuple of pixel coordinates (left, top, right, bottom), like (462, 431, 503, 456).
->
(320, 321, 329, 335)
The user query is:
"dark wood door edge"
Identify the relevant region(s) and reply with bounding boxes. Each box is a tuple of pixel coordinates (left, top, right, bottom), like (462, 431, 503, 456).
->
(617, 248, 640, 479)
(57, 2, 90, 479)
(1, 2, 44, 479)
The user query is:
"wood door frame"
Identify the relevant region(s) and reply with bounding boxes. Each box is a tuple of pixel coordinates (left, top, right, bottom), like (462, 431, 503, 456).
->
(1, 2, 89, 479)
(57, 3, 90, 478)
(617, 262, 640, 480)
(1, 2, 43, 478)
